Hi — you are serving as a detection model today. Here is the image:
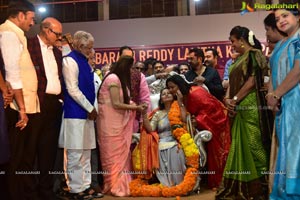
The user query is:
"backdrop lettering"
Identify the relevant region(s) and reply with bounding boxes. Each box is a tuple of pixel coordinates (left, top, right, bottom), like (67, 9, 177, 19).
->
(94, 41, 269, 69)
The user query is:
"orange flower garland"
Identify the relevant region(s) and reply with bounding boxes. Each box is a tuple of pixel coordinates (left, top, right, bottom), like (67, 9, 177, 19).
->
(130, 101, 200, 197)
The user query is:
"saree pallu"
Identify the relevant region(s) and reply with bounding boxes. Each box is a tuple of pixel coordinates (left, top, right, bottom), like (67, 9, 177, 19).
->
(97, 108, 135, 197)
(216, 92, 269, 200)
(187, 86, 231, 189)
(97, 73, 136, 197)
(132, 127, 159, 179)
(138, 109, 160, 179)
(130, 70, 142, 123)
(268, 125, 278, 193)
(269, 30, 300, 199)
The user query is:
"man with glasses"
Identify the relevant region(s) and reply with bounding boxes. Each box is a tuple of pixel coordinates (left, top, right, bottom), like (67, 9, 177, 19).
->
(0, 1, 38, 199)
(49, 28, 62, 38)
(25, 17, 64, 200)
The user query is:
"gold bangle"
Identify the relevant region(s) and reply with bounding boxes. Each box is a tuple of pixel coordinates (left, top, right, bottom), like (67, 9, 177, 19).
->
(265, 92, 280, 100)
(223, 97, 229, 102)
(273, 93, 280, 100)
(265, 93, 272, 98)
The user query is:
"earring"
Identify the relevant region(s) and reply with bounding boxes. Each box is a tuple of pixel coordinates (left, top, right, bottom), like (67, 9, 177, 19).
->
(241, 42, 245, 48)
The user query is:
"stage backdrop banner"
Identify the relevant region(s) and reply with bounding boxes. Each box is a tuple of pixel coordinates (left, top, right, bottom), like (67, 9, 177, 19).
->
(94, 41, 269, 68)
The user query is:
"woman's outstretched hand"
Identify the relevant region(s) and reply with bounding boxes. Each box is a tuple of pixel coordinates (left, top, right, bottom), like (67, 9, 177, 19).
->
(137, 102, 148, 113)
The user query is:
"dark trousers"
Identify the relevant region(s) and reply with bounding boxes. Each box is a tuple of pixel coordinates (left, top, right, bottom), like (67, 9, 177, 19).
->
(0, 93, 9, 164)
(91, 140, 103, 188)
(53, 147, 66, 193)
(0, 94, 9, 199)
(0, 163, 9, 200)
(21, 94, 62, 200)
(3, 107, 39, 200)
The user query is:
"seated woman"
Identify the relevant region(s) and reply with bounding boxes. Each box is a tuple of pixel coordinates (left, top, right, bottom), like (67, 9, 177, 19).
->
(166, 74, 231, 190)
(142, 88, 186, 187)
(130, 88, 200, 197)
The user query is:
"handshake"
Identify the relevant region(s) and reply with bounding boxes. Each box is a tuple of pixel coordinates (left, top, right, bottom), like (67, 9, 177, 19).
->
(136, 102, 148, 114)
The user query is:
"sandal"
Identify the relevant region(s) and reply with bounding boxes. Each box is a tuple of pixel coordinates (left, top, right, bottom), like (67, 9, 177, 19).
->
(56, 190, 71, 200)
(83, 187, 104, 198)
(68, 192, 93, 200)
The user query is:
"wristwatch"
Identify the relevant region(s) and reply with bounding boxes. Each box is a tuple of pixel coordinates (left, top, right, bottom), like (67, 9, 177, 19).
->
(233, 95, 238, 102)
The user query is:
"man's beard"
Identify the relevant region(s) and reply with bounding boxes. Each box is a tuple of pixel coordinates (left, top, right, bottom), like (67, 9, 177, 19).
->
(189, 62, 198, 70)
(204, 61, 213, 67)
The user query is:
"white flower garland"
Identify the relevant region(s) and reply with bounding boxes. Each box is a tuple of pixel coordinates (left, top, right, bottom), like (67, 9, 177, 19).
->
(248, 30, 255, 46)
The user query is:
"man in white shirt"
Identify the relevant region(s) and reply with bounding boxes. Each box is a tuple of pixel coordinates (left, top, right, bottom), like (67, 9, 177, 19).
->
(26, 17, 63, 200)
(0, 1, 37, 199)
(0, 0, 37, 127)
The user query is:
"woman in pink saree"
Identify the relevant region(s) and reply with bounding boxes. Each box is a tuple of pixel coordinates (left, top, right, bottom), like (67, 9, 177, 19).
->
(97, 56, 146, 197)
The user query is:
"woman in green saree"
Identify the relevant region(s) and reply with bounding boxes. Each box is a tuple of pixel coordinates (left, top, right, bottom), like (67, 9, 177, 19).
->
(216, 26, 273, 199)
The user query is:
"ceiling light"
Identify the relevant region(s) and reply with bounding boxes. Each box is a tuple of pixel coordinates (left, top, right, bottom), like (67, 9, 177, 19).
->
(38, 7, 46, 13)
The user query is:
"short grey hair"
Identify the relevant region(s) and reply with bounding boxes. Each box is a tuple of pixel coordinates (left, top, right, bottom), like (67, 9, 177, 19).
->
(91, 48, 95, 54)
(72, 31, 94, 50)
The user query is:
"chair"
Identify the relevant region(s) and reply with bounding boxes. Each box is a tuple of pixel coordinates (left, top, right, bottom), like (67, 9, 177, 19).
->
(131, 128, 212, 194)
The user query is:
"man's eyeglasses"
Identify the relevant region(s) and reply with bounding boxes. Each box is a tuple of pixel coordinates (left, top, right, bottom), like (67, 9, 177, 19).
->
(49, 28, 62, 38)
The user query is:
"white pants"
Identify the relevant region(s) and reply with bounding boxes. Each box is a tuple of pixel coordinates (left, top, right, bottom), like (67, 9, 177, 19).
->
(65, 149, 91, 193)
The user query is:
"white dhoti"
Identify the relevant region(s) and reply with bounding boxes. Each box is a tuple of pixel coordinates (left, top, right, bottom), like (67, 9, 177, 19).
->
(65, 149, 92, 193)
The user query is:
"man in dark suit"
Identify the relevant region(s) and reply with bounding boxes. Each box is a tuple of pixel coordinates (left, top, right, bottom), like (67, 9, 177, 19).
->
(24, 17, 63, 200)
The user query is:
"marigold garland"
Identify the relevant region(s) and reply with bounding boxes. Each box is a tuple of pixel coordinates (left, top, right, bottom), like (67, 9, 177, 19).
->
(130, 101, 200, 197)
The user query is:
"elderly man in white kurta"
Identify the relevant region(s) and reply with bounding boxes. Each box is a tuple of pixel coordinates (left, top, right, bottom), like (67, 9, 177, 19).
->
(58, 31, 99, 199)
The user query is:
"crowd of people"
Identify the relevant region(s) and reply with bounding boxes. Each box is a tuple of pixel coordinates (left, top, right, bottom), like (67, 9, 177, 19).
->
(0, 0, 299, 200)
